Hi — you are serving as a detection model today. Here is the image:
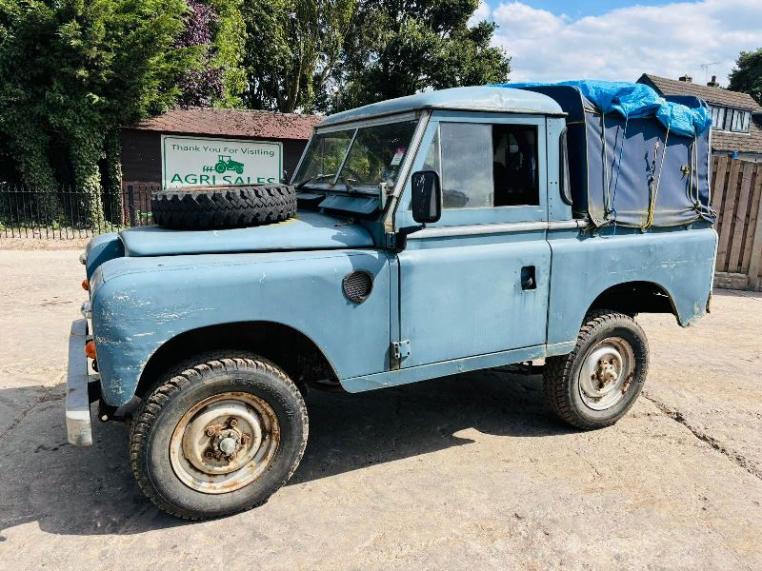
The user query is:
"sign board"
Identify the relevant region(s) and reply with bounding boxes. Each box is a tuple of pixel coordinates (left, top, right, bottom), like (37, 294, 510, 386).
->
(161, 135, 282, 188)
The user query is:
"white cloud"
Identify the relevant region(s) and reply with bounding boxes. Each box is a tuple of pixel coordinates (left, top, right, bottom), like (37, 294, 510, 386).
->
(487, 0, 762, 86)
(468, 1, 492, 27)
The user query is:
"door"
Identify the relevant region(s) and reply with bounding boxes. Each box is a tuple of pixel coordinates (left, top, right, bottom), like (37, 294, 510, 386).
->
(395, 112, 551, 368)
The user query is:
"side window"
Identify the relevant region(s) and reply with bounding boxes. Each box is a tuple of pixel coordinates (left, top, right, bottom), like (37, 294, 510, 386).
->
(422, 127, 441, 173)
(425, 121, 540, 210)
(559, 127, 572, 205)
(492, 124, 539, 206)
(440, 123, 493, 208)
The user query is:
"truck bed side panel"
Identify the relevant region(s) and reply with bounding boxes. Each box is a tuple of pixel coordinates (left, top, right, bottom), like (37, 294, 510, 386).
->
(546, 226, 717, 346)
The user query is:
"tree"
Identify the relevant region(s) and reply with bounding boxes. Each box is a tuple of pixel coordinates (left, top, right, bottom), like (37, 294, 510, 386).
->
(177, 0, 246, 107)
(241, 0, 508, 114)
(729, 48, 762, 106)
(324, 0, 510, 112)
(0, 0, 243, 225)
(240, 0, 355, 113)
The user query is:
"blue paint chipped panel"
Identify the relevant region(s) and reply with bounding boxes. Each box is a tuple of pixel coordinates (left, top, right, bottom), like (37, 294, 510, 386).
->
(118, 210, 374, 258)
(85, 232, 123, 279)
(546, 225, 717, 345)
(91, 249, 392, 406)
(398, 236, 551, 367)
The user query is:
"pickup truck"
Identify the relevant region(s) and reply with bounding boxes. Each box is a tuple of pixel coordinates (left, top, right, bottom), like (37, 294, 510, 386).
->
(67, 83, 717, 520)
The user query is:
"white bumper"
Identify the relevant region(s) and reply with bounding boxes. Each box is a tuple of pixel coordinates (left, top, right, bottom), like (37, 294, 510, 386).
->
(66, 319, 93, 446)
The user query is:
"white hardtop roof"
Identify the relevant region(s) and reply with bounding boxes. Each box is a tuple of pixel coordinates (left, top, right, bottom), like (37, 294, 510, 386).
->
(319, 86, 564, 127)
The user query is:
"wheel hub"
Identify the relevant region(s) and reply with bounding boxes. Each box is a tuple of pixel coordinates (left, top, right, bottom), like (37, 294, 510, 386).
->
(595, 354, 621, 387)
(218, 434, 239, 456)
(170, 392, 280, 494)
(578, 338, 635, 410)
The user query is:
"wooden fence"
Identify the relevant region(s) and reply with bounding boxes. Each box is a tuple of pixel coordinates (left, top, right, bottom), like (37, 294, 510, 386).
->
(711, 156, 762, 291)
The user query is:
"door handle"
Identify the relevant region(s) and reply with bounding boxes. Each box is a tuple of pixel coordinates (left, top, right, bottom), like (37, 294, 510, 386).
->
(521, 266, 536, 290)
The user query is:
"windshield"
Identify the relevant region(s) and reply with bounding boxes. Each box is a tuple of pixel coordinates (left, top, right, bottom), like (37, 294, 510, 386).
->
(294, 119, 418, 192)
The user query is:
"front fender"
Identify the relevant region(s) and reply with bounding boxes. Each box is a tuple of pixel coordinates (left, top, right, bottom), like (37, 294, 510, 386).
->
(91, 249, 391, 406)
(85, 232, 123, 279)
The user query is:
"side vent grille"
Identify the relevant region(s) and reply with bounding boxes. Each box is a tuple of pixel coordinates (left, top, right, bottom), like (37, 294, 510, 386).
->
(342, 271, 373, 304)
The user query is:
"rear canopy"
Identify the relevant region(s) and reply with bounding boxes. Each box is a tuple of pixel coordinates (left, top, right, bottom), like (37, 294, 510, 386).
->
(495, 80, 715, 228)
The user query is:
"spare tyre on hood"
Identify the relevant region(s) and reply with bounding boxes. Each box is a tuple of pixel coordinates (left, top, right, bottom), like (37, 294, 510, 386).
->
(151, 185, 297, 230)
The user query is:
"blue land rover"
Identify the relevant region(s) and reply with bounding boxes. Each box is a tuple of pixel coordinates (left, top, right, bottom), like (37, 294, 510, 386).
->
(67, 82, 716, 519)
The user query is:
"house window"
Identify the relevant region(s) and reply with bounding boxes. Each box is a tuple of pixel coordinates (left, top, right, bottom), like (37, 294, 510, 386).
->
(732, 110, 744, 131)
(742, 111, 751, 132)
(711, 106, 725, 130)
(710, 105, 751, 133)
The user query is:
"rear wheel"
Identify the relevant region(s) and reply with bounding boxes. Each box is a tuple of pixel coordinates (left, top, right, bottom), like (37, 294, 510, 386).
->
(129, 355, 308, 520)
(543, 311, 649, 430)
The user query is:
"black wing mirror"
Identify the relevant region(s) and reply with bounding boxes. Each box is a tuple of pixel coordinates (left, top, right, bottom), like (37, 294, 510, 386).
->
(411, 170, 442, 223)
(395, 171, 442, 251)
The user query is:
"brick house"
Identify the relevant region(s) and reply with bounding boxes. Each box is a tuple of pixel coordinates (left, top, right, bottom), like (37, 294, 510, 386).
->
(638, 73, 762, 162)
(121, 107, 320, 188)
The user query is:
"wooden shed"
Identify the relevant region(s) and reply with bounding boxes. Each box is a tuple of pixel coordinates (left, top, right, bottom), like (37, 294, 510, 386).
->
(121, 107, 320, 189)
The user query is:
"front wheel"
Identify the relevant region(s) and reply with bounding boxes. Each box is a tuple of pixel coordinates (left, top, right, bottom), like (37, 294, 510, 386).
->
(129, 355, 308, 520)
(543, 311, 649, 430)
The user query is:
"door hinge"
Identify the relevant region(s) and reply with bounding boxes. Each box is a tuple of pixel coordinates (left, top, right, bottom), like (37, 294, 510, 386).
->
(392, 339, 411, 361)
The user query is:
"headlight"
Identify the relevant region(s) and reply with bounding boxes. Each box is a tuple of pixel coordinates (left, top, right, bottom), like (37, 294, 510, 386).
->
(79, 251, 87, 265)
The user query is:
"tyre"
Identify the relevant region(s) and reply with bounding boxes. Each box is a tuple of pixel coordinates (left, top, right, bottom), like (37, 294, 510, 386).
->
(543, 311, 649, 430)
(129, 355, 308, 520)
(150, 185, 296, 230)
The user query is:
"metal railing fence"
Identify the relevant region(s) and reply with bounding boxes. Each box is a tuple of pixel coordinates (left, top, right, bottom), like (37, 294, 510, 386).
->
(0, 183, 158, 239)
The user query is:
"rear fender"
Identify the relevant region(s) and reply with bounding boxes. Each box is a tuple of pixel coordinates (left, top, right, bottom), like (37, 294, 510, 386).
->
(547, 226, 717, 346)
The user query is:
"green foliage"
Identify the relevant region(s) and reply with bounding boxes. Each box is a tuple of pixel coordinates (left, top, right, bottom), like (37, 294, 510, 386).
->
(207, 0, 247, 107)
(241, 0, 508, 113)
(176, 0, 246, 107)
(241, 0, 356, 112)
(326, 0, 510, 112)
(729, 48, 762, 106)
(0, 0, 219, 224)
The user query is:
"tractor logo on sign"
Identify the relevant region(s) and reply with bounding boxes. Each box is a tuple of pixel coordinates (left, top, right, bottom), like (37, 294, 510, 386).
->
(203, 155, 245, 175)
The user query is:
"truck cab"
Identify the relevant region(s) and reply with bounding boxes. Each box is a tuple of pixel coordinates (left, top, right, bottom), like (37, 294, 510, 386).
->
(67, 85, 717, 520)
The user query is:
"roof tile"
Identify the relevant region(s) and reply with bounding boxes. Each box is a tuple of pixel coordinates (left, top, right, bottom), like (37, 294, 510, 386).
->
(711, 121, 762, 153)
(128, 107, 320, 140)
(638, 73, 760, 111)
(639, 73, 762, 155)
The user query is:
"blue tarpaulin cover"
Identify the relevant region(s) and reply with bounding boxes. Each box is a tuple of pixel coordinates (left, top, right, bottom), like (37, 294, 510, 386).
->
(492, 80, 715, 228)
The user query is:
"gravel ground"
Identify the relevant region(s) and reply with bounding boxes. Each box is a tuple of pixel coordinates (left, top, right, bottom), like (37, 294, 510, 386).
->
(0, 249, 760, 570)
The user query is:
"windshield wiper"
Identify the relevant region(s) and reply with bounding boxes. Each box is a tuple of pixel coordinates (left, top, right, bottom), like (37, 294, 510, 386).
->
(336, 173, 357, 193)
(298, 173, 335, 187)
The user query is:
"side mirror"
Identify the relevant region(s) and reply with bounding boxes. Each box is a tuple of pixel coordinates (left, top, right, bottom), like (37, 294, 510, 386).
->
(411, 170, 442, 224)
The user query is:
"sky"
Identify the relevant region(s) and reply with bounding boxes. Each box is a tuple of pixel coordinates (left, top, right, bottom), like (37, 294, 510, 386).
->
(473, 0, 762, 86)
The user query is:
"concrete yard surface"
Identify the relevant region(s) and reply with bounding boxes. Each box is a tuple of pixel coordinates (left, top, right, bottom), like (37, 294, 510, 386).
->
(0, 249, 760, 570)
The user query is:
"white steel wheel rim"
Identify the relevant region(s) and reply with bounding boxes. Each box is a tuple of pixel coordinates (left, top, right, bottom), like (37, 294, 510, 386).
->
(169, 392, 280, 494)
(577, 337, 635, 411)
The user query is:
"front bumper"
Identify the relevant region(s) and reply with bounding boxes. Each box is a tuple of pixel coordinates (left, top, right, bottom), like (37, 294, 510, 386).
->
(66, 319, 93, 446)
